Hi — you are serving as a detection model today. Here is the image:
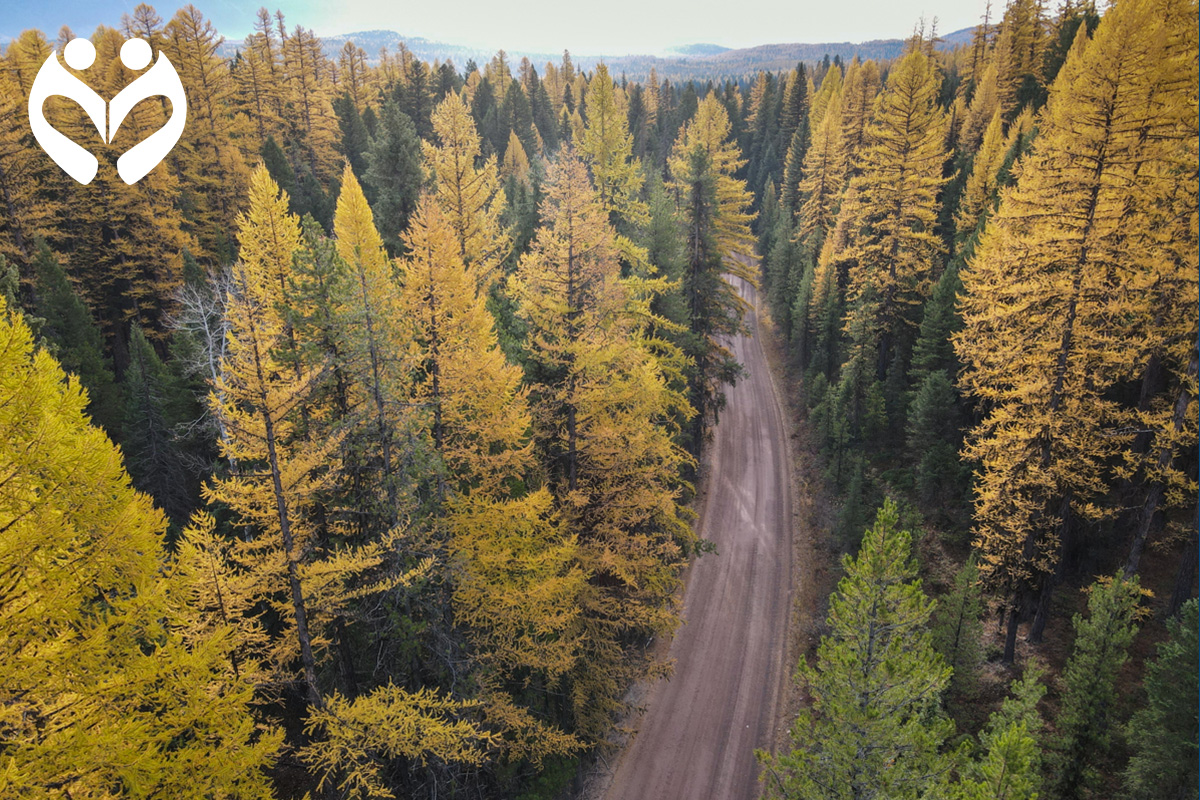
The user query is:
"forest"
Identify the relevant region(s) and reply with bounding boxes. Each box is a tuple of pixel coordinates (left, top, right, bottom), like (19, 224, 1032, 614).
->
(0, 0, 1195, 798)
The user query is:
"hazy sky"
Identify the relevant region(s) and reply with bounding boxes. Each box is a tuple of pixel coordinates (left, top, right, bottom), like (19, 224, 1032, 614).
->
(4, 0, 984, 53)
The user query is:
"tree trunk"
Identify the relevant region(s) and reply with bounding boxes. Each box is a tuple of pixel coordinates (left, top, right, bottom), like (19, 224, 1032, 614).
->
(267, 419, 322, 710)
(1127, 351, 1197, 574)
(1002, 604, 1020, 665)
(1168, 521, 1198, 618)
(1029, 502, 1071, 644)
(244, 276, 323, 711)
(335, 615, 359, 698)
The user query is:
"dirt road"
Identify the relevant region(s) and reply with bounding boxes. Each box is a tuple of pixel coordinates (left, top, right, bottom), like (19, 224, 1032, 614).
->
(604, 272, 794, 800)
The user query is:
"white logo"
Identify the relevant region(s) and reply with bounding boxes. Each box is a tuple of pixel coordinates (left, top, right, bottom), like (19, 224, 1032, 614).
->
(28, 37, 187, 185)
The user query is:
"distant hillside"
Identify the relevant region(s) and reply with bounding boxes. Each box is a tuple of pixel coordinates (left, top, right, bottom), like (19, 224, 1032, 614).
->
(216, 26, 977, 83)
(666, 44, 733, 57)
(8, 15, 977, 83)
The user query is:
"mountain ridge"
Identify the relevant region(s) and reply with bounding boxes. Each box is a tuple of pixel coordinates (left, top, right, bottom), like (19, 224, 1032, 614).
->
(224, 26, 975, 82)
(2, 17, 975, 82)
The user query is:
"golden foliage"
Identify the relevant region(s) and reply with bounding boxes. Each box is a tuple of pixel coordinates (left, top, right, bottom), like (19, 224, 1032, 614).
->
(957, 0, 1198, 596)
(424, 92, 511, 290)
(400, 194, 532, 496)
(0, 298, 280, 798)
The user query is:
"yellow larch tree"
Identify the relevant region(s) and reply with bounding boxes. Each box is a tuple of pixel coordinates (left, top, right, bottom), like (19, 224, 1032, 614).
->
(954, 109, 1006, 239)
(1120, 0, 1199, 573)
(955, 107, 1033, 240)
(163, 4, 253, 261)
(204, 165, 337, 706)
(795, 84, 846, 241)
(445, 490, 584, 764)
(400, 193, 582, 764)
(333, 166, 415, 520)
(955, 0, 1197, 662)
(840, 45, 948, 376)
(502, 129, 532, 186)
(0, 297, 281, 798)
(280, 24, 341, 183)
(809, 63, 843, 129)
(959, 59, 1001, 152)
(338, 40, 371, 111)
(581, 63, 650, 268)
(399, 194, 532, 496)
(234, 8, 286, 141)
(424, 92, 511, 290)
(992, 0, 1048, 116)
(204, 170, 488, 788)
(837, 58, 882, 180)
(0, 72, 58, 265)
(511, 153, 696, 742)
(2, 29, 51, 96)
(59, 26, 194, 349)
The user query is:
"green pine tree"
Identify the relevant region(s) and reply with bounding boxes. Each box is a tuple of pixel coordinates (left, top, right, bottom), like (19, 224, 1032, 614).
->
(260, 135, 303, 216)
(909, 258, 963, 387)
(363, 100, 424, 254)
(906, 369, 967, 511)
(122, 324, 195, 525)
(952, 662, 1046, 800)
(1049, 574, 1145, 800)
(764, 498, 953, 799)
(1122, 599, 1199, 800)
(333, 93, 372, 183)
(932, 554, 985, 697)
(31, 241, 121, 436)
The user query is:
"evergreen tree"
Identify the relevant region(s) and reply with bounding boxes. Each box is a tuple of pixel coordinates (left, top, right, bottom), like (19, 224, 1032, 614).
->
(333, 91, 372, 180)
(527, 66, 559, 151)
(951, 663, 1047, 800)
(31, 241, 121, 435)
(765, 499, 953, 800)
(1122, 599, 1199, 800)
(906, 370, 967, 510)
(1049, 575, 1144, 800)
(668, 93, 756, 450)
(261, 134, 311, 219)
(122, 324, 195, 524)
(931, 555, 985, 697)
(909, 258, 963, 385)
(777, 63, 810, 176)
(363, 100, 424, 255)
(502, 76, 538, 157)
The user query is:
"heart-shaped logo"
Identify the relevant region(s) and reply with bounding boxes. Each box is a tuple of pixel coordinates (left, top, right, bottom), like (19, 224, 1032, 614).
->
(28, 37, 188, 185)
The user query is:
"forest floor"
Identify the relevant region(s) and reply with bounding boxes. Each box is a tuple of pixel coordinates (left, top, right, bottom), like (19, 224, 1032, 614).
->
(585, 265, 803, 800)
